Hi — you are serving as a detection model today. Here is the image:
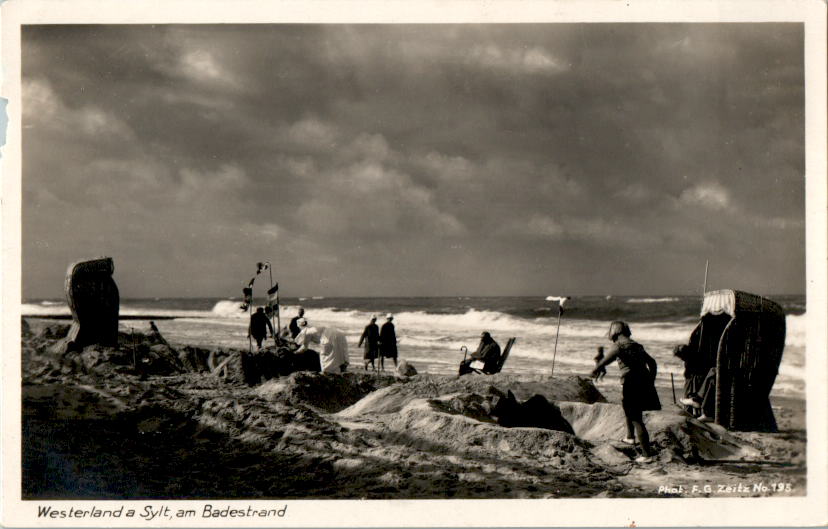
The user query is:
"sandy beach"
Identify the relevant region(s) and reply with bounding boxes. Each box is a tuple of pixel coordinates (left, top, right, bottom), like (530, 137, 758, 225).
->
(21, 317, 806, 500)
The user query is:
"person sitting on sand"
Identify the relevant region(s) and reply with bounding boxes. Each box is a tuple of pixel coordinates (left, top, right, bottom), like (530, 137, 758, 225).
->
(289, 307, 305, 340)
(248, 307, 275, 350)
(358, 314, 380, 371)
(591, 321, 660, 463)
(459, 331, 501, 375)
(593, 346, 607, 382)
(379, 314, 398, 371)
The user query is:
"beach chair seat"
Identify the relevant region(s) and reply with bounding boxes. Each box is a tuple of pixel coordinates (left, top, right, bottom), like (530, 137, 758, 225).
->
(489, 337, 516, 374)
(460, 337, 516, 376)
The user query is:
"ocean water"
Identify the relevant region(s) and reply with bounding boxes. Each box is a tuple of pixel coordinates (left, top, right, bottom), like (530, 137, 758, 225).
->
(22, 295, 806, 398)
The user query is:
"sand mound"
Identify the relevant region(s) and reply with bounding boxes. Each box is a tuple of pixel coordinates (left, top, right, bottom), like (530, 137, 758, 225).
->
(338, 374, 603, 418)
(557, 402, 762, 462)
(21, 318, 243, 381)
(255, 371, 397, 413)
(381, 396, 598, 469)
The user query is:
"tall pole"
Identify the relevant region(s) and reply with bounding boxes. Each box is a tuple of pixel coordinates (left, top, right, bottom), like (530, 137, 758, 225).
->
(266, 261, 278, 346)
(697, 259, 710, 353)
(550, 306, 563, 378)
(248, 290, 253, 354)
(703, 259, 709, 295)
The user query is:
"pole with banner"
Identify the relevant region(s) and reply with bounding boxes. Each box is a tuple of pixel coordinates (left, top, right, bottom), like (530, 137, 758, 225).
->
(267, 283, 280, 346)
(546, 296, 569, 378)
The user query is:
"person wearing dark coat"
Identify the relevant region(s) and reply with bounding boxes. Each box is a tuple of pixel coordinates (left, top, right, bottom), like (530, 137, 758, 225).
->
(674, 326, 716, 420)
(358, 314, 381, 371)
(289, 307, 305, 340)
(248, 307, 275, 350)
(379, 314, 398, 371)
(592, 321, 660, 463)
(459, 331, 501, 375)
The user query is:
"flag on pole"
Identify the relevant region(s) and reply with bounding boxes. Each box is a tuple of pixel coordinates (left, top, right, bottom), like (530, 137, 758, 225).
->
(267, 283, 279, 314)
(545, 295, 571, 315)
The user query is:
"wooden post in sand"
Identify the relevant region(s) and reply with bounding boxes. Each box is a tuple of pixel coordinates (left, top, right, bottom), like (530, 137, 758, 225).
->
(130, 327, 137, 369)
(670, 373, 677, 404)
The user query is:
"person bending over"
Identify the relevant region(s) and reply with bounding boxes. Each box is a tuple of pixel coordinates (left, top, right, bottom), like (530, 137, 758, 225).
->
(592, 321, 661, 463)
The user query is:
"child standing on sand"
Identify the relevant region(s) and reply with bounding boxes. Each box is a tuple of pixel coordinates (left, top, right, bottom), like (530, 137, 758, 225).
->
(591, 321, 660, 463)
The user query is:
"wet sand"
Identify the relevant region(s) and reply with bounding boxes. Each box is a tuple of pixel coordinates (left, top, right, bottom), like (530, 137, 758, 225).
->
(21, 318, 806, 499)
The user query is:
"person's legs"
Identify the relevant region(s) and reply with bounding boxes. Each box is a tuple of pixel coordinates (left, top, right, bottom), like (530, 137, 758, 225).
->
(624, 406, 653, 456)
(625, 416, 636, 441)
(393, 356, 398, 368)
(699, 368, 717, 419)
(632, 418, 653, 457)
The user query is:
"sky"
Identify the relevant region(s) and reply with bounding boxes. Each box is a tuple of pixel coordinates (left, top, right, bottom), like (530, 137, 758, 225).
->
(20, 24, 805, 299)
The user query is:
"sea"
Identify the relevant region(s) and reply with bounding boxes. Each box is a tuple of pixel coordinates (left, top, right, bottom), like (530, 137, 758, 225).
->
(22, 295, 806, 399)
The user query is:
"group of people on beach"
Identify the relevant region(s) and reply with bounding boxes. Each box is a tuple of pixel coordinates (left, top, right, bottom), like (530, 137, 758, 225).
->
(356, 313, 398, 371)
(250, 303, 692, 464)
(455, 321, 661, 463)
(247, 306, 400, 374)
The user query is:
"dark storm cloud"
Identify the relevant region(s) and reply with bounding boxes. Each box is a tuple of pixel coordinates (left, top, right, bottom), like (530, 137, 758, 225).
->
(21, 23, 804, 297)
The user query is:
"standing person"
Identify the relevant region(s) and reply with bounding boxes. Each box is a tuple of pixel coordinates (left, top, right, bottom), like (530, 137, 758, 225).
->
(358, 314, 381, 371)
(379, 314, 398, 371)
(248, 307, 275, 350)
(289, 307, 305, 340)
(591, 321, 661, 463)
(593, 346, 607, 382)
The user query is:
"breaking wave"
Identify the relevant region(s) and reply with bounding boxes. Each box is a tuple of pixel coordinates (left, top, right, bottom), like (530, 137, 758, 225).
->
(627, 297, 680, 304)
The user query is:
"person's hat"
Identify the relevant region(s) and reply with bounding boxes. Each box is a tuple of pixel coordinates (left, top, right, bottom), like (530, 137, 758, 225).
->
(386, 313, 393, 320)
(370, 314, 378, 320)
(607, 321, 631, 340)
(297, 318, 308, 327)
(481, 331, 491, 338)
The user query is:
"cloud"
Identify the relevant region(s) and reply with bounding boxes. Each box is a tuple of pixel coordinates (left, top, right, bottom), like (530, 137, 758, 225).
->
(180, 50, 224, 80)
(614, 183, 657, 203)
(679, 182, 731, 210)
(23, 78, 133, 139)
(20, 24, 805, 297)
(177, 164, 248, 203)
(286, 117, 340, 148)
(509, 214, 661, 248)
(292, 135, 467, 238)
(526, 214, 565, 237)
(22, 79, 60, 119)
(468, 44, 567, 74)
